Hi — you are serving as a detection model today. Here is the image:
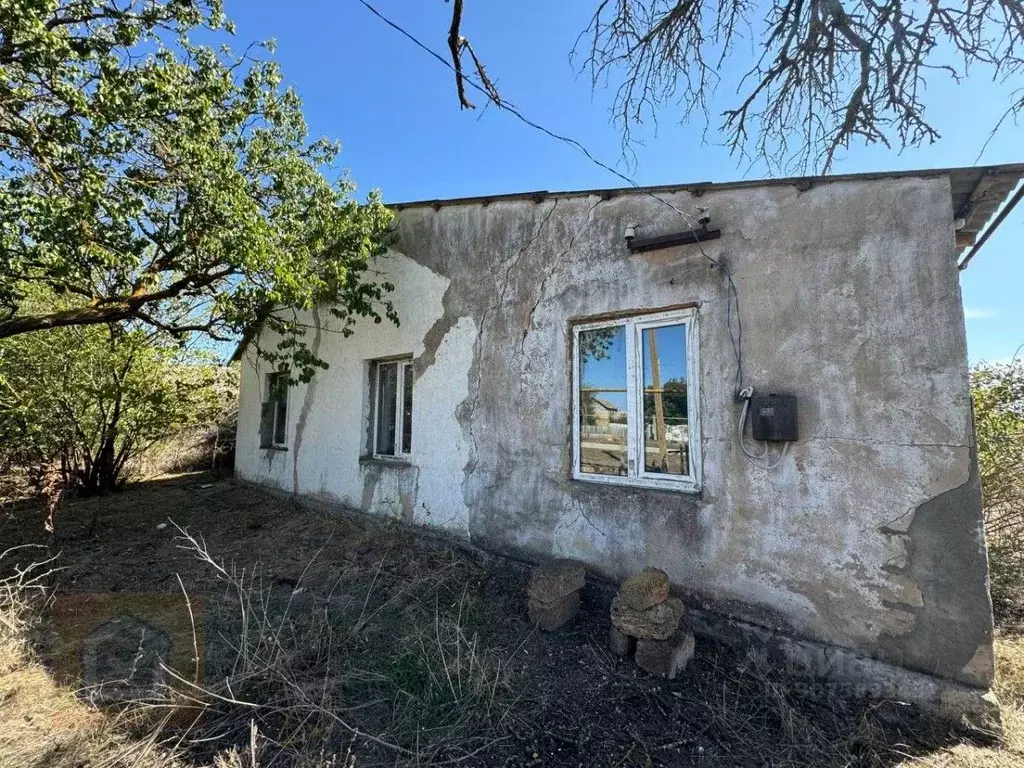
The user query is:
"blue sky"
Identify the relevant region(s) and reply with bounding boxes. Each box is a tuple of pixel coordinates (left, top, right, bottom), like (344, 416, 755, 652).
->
(223, 0, 1022, 363)
(580, 324, 687, 411)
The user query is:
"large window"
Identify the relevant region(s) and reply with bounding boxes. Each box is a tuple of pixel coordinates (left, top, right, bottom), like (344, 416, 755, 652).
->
(260, 371, 289, 448)
(374, 359, 414, 457)
(572, 308, 700, 491)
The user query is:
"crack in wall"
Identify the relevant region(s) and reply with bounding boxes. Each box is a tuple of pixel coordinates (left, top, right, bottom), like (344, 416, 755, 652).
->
(499, 199, 559, 310)
(520, 197, 603, 357)
(519, 197, 604, 373)
(463, 200, 563, 481)
(804, 435, 966, 449)
(291, 306, 322, 497)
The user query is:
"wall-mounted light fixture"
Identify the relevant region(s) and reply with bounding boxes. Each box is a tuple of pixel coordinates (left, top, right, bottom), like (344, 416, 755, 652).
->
(626, 222, 721, 253)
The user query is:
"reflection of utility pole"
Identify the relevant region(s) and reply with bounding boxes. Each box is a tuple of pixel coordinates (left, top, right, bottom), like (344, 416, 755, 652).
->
(646, 328, 668, 469)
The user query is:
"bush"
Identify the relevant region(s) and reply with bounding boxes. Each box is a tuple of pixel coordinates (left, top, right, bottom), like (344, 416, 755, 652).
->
(0, 314, 236, 497)
(973, 359, 1024, 629)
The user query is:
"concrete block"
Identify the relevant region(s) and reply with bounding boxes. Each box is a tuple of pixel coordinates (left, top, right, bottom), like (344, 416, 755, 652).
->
(611, 595, 685, 640)
(636, 629, 695, 680)
(527, 559, 586, 602)
(938, 688, 1002, 732)
(618, 568, 670, 611)
(527, 591, 580, 631)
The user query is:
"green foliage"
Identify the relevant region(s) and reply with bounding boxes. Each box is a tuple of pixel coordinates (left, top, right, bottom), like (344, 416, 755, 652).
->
(643, 377, 687, 421)
(0, 0, 396, 381)
(0, 310, 230, 494)
(972, 358, 1024, 627)
(973, 360, 1024, 527)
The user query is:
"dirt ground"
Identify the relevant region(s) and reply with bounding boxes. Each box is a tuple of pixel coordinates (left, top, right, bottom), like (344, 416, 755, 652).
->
(0, 473, 1005, 767)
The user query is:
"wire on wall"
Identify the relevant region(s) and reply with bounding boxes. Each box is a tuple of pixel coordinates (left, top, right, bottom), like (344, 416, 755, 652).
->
(355, 0, 747, 400)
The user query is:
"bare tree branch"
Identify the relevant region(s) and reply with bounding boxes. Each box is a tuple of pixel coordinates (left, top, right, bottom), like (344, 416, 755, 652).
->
(568, 0, 1024, 172)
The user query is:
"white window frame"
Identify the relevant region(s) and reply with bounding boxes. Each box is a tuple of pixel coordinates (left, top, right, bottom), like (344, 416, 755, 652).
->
(373, 359, 413, 458)
(571, 307, 701, 492)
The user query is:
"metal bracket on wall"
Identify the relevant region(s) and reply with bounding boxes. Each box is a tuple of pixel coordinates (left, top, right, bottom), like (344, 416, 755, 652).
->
(627, 226, 722, 254)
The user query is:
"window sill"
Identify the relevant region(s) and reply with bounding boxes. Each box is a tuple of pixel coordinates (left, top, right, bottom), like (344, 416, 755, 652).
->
(260, 445, 288, 452)
(360, 455, 415, 469)
(572, 472, 700, 494)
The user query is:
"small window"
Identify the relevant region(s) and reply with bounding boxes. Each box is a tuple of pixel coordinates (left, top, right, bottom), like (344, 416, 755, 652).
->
(374, 360, 413, 457)
(260, 371, 289, 448)
(572, 308, 700, 491)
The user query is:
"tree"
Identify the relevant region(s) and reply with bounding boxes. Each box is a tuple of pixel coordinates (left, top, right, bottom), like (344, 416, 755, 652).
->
(973, 358, 1024, 535)
(971, 358, 1024, 624)
(0, 0, 396, 380)
(0, 308, 228, 497)
(439, 0, 1024, 172)
(644, 377, 687, 421)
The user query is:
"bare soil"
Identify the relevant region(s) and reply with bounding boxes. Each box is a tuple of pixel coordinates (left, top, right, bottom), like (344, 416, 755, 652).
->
(0, 473, 992, 767)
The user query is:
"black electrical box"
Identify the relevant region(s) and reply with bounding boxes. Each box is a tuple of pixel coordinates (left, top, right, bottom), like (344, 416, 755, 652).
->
(751, 393, 798, 442)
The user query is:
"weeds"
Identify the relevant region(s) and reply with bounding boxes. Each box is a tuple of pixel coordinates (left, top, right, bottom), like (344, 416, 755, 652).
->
(156, 523, 517, 766)
(5, 495, 1024, 767)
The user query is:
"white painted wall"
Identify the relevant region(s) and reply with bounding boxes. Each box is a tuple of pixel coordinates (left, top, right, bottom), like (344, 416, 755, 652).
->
(237, 173, 991, 689)
(236, 252, 475, 536)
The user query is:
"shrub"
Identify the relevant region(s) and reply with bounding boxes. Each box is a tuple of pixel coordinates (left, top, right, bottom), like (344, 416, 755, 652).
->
(972, 359, 1024, 628)
(0, 316, 234, 498)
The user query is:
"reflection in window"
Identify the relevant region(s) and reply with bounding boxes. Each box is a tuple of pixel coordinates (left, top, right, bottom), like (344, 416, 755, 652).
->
(578, 325, 628, 476)
(402, 362, 413, 454)
(375, 363, 398, 455)
(572, 308, 700, 491)
(260, 372, 289, 448)
(642, 324, 689, 475)
(374, 359, 414, 457)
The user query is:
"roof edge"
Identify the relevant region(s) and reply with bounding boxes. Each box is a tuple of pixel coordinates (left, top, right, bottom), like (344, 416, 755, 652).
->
(388, 162, 1024, 211)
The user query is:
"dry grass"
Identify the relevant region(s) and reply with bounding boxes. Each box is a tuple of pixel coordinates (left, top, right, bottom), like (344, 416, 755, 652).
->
(889, 636, 1024, 767)
(5, 488, 1024, 767)
(0, 547, 185, 768)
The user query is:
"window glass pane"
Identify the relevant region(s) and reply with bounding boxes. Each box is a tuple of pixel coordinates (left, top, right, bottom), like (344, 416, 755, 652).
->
(578, 325, 628, 476)
(376, 363, 398, 455)
(401, 363, 413, 454)
(642, 324, 689, 476)
(274, 393, 287, 445)
(268, 373, 288, 445)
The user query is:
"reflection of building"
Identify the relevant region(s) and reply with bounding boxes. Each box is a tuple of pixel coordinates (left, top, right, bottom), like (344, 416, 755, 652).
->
(235, 163, 1020, 720)
(589, 397, 624, 427)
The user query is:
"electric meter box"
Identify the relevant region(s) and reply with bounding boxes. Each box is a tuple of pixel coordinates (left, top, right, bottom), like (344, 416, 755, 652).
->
(750, 393, 798, 442)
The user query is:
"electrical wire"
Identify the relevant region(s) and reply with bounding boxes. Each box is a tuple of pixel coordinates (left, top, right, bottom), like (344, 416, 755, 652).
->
(737, 398, 768, 461)
(737, 396, 789, 470)
(354, 0, 745, 400)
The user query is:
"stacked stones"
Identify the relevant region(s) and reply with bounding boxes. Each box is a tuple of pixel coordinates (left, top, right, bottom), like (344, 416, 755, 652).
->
(609, 567, 694, 680)
(527, 559, 586, 631)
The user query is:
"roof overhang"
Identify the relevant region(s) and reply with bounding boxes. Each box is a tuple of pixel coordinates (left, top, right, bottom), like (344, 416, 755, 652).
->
(948, 165, 1024, 269)
(391, 162, 1024, 270)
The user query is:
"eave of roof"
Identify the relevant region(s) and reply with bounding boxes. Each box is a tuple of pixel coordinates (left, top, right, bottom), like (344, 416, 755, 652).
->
(389, 162, 1024, 258)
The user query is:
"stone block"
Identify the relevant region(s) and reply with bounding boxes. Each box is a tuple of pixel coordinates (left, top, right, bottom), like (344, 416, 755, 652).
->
(609, 625, 636, 657)
(618, 568, 670, 611)
(611, 595, 685, 640)
(937, 688, 1002, 731)
(527, 559, 586, 603)
(527, 591, 580, 631)
(635, 629, 695, 680)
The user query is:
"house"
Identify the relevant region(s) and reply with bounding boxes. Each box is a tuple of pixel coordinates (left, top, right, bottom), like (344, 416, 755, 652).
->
(235, 163, 1024, 720)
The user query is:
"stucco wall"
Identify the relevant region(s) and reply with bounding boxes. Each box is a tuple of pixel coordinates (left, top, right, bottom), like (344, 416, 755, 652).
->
(236, 174, 993, 690)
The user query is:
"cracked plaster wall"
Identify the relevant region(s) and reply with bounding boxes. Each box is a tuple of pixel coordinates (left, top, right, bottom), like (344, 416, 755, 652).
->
(236, 174, 994, 689)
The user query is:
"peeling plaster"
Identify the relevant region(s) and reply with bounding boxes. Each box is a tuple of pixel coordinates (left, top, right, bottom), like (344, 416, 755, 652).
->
(292, 306, 322, 497)
(236, 175, 992, 691)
